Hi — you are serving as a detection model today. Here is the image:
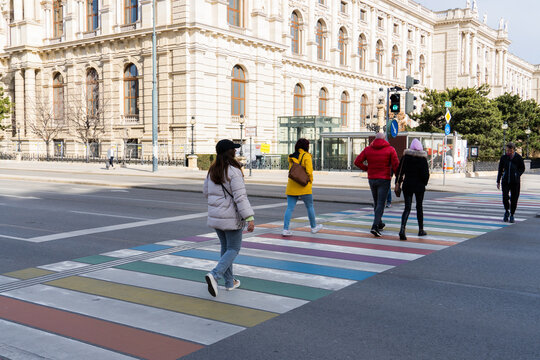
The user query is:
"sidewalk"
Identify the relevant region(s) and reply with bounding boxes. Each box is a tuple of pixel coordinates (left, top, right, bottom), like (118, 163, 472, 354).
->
(1, 159, 539, 195)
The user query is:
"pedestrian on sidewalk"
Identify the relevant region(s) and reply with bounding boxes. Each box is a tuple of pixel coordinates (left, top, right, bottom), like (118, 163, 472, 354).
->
(203, 139, 255, 297)
(107, 146, 115, 169)
(354, 132, 399, 237)
(497, 142, 525, 223)
(395, 139, 430, 241)
(282, 138, 323, 237)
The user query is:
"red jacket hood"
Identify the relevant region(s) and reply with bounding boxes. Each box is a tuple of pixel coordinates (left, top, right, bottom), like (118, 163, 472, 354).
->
(371, 138, 390, 149)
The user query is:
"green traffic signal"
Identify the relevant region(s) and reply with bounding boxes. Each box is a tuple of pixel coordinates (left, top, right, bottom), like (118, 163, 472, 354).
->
(390, 93, 400, 113)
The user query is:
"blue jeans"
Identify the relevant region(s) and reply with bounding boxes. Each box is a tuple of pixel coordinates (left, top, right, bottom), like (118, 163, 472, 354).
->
(387, 187, 392, 204)
(369, 179, 390, 229)
(211, 229, 242, 288)
(283, 194, 317, 230)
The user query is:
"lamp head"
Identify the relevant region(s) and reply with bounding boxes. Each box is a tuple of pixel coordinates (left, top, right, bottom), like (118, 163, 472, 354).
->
(190, 116, 195, 125)
(525, 128, 531, 135)
(239, 114, 245, 124)
(501, 123, 508, 130)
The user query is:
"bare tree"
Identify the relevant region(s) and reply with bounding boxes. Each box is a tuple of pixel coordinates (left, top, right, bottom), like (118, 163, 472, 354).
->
(65, 81, 109, 162)
(29, 96, 66, 159)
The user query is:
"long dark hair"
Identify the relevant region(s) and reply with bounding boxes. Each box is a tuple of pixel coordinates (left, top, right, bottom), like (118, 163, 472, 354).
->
(290, 138, 310, 157)
(208, 149, 243, 184)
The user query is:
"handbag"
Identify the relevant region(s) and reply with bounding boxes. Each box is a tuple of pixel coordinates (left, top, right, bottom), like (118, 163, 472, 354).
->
(394, 157, 406, 197)
(288, 153, 309, 186)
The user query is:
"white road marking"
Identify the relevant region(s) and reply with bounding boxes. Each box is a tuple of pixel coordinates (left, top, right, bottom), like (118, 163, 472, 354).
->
(70, 210, 150, 220)
(19, 202, 287, 243)
(0, 194, 40, 199)
(0, 234, 26, 240)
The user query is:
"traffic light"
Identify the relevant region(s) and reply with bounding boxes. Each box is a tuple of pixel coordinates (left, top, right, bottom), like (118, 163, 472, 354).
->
(406, 75, 420, 89)
(390, 93, 400, 113)
(405, 92, 417, 114)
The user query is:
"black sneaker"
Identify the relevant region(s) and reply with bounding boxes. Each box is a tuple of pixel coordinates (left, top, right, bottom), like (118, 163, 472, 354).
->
(370, 228, 382, 237)
(509, 215, 515, 223)
(378, 222, 386, 231)
(503, 211, 509, 222)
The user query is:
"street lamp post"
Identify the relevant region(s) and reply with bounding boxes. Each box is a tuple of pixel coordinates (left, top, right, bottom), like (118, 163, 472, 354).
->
(190, 116, 195, 155)
(151, 0, 158, 172)
(502, 122, 508, 154)
(525, 127, 531, 159)
(17, 126, 21, 152)
(239, 114, 245, 156)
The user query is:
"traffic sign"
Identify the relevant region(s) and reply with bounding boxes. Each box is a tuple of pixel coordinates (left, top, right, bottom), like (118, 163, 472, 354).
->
(445, 123, 451, 136)
(445, 101, 452, 108)
(445, 109, 451, 123)
(245, 126, 257, 137)
(390, 119, 399, 138)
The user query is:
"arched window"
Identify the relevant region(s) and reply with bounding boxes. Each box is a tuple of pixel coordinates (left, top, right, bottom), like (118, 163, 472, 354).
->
(53, 73, 64, 122)
(53, 0, 63, 37)
(228, 0, 242, 27)
(392, 46, 399, 79)
(319, 88, 328, 116)
(419, 55, 425, 84)
(124, 0, 138, 24)
(376, 40, 384, 75)
(358, 34, 367, 70)
(360, 94, 368, 127)
(340, 91, 349, 126)
(86, 69, 99, 117)
(316, 20, 326, 60)
(338, 27, 347, 66)
(294, 84, 304, 116)
(87, 0, 99, 31)
(231, 65, 245, 116)
(290, 11, 301, 55)
(406, 51, 413, 76)
(124, 64, 139, 118)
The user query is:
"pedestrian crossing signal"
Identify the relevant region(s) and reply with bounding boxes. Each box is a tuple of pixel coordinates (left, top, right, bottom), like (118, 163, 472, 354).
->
(390, 93, 400, 113)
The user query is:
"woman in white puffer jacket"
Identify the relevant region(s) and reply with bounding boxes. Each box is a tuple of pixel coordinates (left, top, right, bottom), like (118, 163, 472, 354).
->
(203, 139, 255, 297)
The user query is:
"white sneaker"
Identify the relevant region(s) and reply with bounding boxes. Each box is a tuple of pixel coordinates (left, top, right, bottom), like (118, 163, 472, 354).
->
(205, 273, 218, 297)
(282, 229, 292, 236)
(226, 279, 241, 291)
(311, 224, 323, 234)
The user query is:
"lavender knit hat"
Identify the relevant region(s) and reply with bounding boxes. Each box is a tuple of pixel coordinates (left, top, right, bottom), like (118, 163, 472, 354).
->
(410, 138, 423, 151)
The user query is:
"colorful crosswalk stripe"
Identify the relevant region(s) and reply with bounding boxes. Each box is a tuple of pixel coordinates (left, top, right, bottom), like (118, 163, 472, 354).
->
(0, 190, 538, 359)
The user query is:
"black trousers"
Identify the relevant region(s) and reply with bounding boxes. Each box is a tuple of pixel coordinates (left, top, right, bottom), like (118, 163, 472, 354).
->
(401, 188, 425, 230)
(502, 182, 520, 215)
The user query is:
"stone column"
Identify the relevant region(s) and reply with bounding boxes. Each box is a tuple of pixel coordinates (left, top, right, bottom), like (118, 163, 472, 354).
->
(471, 33, 477, 84)
(502, 50, 507, 87)
(14, 1, 23, 21)
(464, 32, 470, 74)
(24, 0, 36, 20)
(24, 68, 36, 133)
(14, 70, 25, 135)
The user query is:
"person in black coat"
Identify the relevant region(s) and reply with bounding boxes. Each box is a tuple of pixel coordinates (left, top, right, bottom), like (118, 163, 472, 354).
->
(395, 139, 430, 241)
(497, 142, 525, 223)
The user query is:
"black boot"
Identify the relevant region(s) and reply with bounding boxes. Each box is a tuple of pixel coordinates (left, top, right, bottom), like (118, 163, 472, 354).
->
(399, 226, 407, 241)
(418, 229, 427, 236)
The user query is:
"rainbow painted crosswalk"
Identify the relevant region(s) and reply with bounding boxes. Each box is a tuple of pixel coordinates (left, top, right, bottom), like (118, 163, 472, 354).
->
(0, 191, 538, 359)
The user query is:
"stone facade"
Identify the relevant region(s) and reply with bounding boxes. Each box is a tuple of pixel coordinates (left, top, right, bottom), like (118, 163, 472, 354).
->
(0, 0, 538, 157)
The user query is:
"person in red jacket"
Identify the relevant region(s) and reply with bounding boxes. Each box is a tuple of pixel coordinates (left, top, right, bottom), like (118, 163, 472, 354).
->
(354, 132, 399, 237)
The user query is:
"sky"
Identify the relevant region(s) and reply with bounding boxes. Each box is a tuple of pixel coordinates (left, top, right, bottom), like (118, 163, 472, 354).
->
(414, 0, 539, 65)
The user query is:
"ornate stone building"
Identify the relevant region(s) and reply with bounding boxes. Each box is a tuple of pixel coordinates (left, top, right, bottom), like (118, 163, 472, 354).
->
(0, 0, 538, 157)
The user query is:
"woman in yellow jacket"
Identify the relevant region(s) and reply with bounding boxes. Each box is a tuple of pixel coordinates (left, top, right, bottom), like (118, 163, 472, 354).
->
(282, 138, 323, 236)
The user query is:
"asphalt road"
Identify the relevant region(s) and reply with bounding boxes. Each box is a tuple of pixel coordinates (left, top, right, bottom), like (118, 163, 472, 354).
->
(0, 179, 362, 273)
